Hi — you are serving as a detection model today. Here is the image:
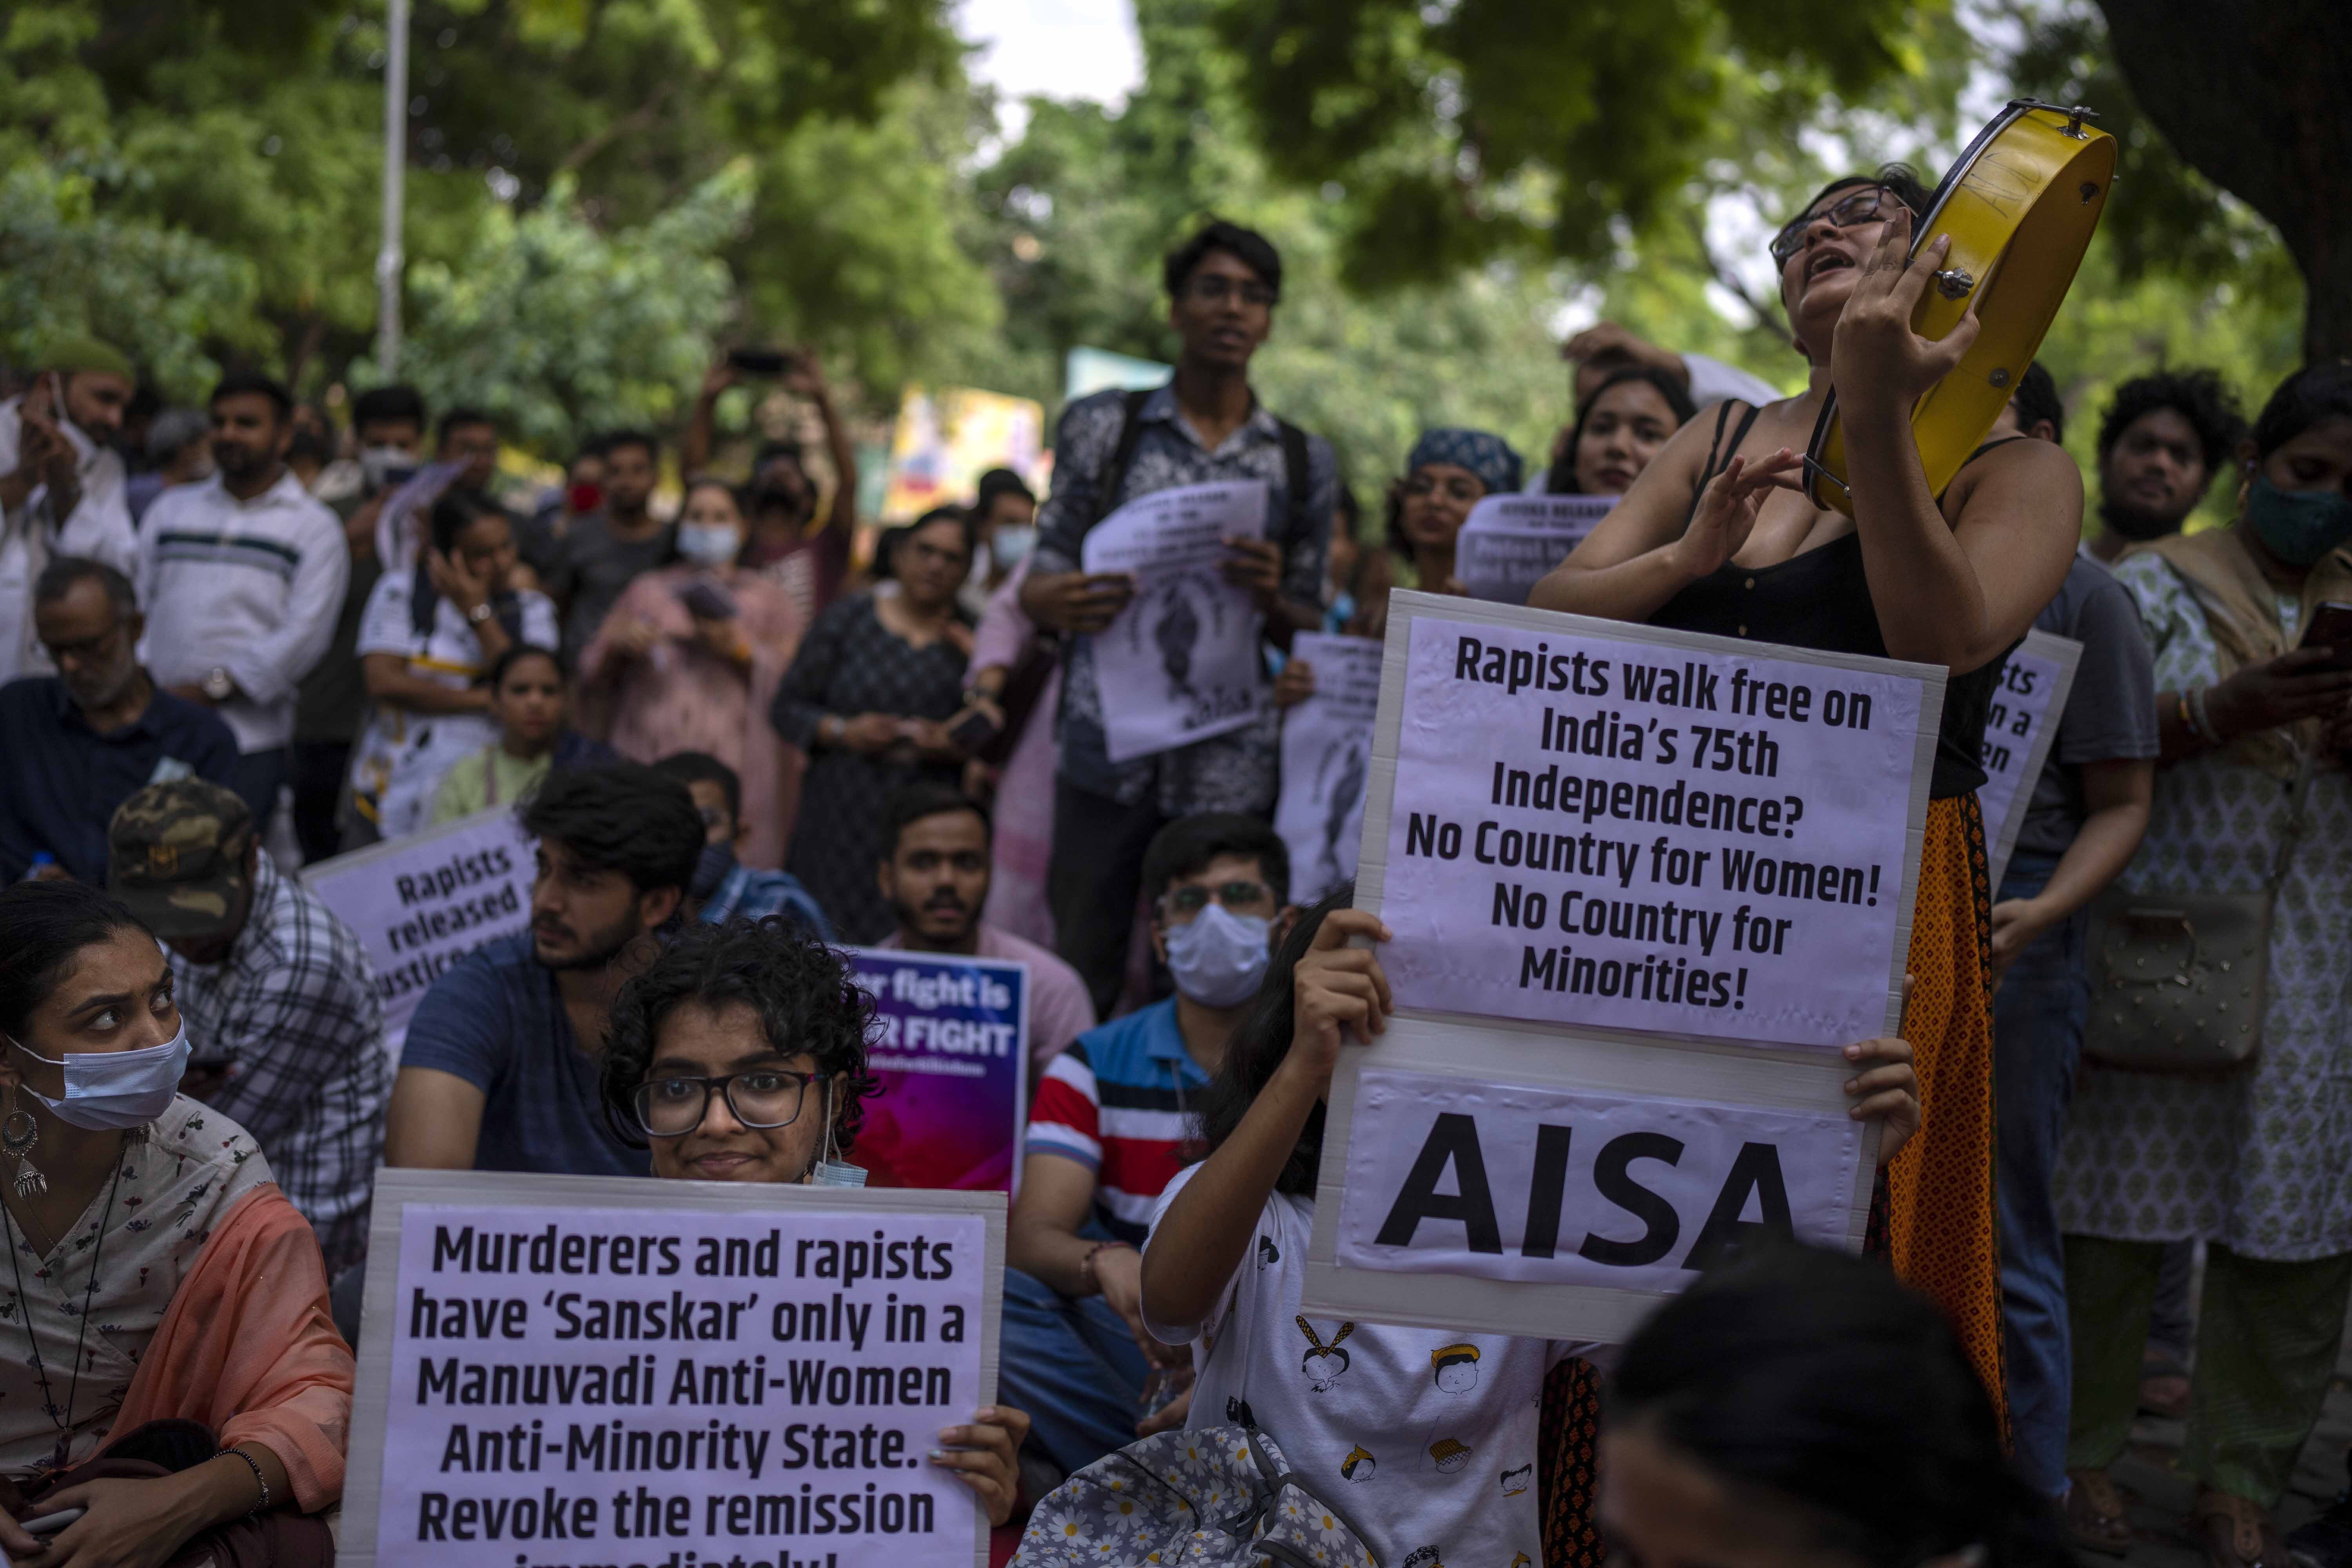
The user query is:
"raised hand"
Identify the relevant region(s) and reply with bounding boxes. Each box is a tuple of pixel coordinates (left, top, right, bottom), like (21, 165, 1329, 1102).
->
(1830, 208, 1983, 415)
(1671, 450, 1804, 580)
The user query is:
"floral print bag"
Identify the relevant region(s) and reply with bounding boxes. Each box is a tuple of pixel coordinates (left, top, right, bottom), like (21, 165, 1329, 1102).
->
(1013, 1424, 1381, 1568)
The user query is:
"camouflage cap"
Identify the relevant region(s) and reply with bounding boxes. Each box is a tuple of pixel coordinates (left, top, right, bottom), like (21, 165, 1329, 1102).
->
(108, 779, 254, 939)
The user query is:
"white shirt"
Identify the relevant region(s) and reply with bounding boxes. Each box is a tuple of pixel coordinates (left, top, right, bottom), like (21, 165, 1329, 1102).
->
(0, 396, 136, 683)
(1145, 1163, 1590, 1568)
(136, 469, 349, 752)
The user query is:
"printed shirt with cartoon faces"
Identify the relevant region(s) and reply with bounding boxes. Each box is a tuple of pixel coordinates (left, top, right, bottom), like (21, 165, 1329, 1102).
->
(0, 1096, 273, 1476)
(1145, 1162, 1595, 1568)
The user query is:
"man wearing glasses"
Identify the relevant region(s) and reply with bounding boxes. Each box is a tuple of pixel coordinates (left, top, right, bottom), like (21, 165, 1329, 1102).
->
(0, 556, 239, 883)
(1018, 221, 1337, 1018)
(1001, 814, 1296, 1481)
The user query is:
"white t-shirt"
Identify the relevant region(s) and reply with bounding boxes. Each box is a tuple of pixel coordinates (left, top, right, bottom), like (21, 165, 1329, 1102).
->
(1145, 1162, 1591, 1568)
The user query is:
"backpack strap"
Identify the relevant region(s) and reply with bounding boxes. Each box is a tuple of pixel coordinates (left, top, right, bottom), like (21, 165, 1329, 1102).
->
(1093, 387, 1158, 527)
(1276, 416, 1311, 547)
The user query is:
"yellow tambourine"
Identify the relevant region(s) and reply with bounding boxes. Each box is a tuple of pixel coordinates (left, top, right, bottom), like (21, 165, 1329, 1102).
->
(1803, 99, 2116, 515)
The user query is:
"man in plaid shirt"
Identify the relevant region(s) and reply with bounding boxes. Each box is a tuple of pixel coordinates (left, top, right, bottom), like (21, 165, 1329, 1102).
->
(109, 779, 387, 1274)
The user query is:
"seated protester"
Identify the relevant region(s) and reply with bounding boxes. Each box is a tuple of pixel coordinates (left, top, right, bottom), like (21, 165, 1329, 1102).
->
(0, 881, 353, 1559)
(350, 489, 559, 841)
(110, 780, 387, 1278)
(595, 917, 1027, 1530)
(651, 751, 831, 938)
(1139, 891, 1926, 1568)
(427, 645, 614, 826)
(1602, 1244, 2067, 1568)
(384, 763, 703, 1176)
(869, 781, 1096, 1071)
(0, 557, 240, 883)
(1003, 813, 1293, 1477)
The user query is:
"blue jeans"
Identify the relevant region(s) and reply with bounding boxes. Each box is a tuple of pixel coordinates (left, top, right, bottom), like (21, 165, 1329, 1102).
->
(997, 1267, 1154, 1478)
(1992, 849, 2089, 1496)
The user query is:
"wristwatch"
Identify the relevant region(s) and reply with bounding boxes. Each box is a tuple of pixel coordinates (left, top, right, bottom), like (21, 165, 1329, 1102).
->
(467, 601, 495, 624)
(201, 666, 236, 702)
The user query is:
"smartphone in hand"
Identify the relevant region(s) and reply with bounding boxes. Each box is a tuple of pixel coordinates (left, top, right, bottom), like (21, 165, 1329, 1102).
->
(677, 580, 740, 621)
(2300, 602, 2352, 672)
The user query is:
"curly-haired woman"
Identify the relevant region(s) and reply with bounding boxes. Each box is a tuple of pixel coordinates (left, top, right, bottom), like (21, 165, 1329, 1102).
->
(596, 917, 1029, 1528)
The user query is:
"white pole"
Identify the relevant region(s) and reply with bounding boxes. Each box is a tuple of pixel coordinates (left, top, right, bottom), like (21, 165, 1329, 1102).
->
(375, 0, 410, 375)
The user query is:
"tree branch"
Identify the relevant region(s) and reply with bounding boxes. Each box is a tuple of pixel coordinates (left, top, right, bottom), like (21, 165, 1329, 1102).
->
(553, 78, 679, 178)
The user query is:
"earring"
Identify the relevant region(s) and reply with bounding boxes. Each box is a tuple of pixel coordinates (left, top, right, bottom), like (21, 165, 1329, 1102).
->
(2, 1109, 44, 1199)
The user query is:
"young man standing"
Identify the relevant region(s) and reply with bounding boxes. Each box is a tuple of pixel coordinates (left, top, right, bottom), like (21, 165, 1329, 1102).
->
(1003, 813, 1293, 1478)
(384, 763, 704, 1176)
(0, 336, 139, 684)
(2085, 368, 2247, 562)
(138, 371, 348, 833)
(1020, 222, 1336, 1016)
(551, 430, 670, 664)
(109, 778, 386, 1274)
(870, 781, 1096, 1070)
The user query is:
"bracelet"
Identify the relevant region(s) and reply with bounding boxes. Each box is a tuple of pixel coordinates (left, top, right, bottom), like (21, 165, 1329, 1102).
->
(2187, 685, 2222, 746)
(2176, 691, 2195, 734)
(1078, 1240, 1133, 1293)
(220, 1446, 270, 1516)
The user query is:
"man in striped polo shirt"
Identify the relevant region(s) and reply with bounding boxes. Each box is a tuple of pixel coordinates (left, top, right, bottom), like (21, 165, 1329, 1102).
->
(1002, 813, 1294, 1479)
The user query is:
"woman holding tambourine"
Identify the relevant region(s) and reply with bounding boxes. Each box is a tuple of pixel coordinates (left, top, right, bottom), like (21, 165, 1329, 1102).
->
(1532, 167, 2085, 1417)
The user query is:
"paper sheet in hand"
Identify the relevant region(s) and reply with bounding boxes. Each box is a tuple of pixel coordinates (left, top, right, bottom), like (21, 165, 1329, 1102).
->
(1080, 480, 1268, 763)
(1274, 633, 1384, 905)
(1456, 494, 1617, 604)
(1976, 630, 2082, 889)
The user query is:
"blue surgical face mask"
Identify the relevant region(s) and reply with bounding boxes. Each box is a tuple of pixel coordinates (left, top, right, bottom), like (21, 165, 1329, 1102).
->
(676, 523, 743, 569)
(990, 525, 1037, 570)
(1164, 903, 1273, 1009)
(2247, 472, 2352, 567)
(8, 1021, 190, 1131)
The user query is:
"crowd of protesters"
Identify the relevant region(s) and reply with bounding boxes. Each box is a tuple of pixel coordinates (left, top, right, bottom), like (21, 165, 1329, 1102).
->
(0, 184, 2348, 1568)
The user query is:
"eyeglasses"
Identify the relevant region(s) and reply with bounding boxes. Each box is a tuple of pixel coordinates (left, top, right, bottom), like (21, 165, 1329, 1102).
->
(1185, 276, 1277, 309)
(632, 1069, 817, 1138)
(1769, 185, 1899, 266)
(42, 621, 127, 664)
(1159, 880, 1274, 921)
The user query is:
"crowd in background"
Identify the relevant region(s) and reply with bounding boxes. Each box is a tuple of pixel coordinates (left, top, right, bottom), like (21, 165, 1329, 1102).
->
(0, 186, 2349, 1568)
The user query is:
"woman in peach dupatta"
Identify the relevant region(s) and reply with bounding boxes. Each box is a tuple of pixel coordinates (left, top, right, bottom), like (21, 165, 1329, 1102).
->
(581, 478, 809, 867)
(0, 882, 352, 1565)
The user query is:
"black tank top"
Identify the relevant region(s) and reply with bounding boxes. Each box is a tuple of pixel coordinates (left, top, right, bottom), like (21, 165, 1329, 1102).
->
(1648, 401, 2021, 799)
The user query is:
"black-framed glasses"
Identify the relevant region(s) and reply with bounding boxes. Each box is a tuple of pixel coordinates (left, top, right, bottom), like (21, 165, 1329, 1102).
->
(1159, 880, 1274, 921)
(1185, 275, 1276, 309)
(1769, 185, 1898, 265)
(632, 1070, 817, 1138)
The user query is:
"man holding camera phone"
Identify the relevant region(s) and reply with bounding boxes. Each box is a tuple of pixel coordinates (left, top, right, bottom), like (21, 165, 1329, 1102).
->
(682, 347, 861, 626)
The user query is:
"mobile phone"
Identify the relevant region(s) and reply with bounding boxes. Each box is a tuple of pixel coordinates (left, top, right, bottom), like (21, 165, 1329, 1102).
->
(677, 580, 740, 621)
(726, 348, 796, 377)
(2301, 602, 2352, 671)
(948, 708, 1001, 752)
(22, 1506, 85, 1537)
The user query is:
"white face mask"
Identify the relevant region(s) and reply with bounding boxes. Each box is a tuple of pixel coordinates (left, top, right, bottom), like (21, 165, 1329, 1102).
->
(9, 1022, 190, 1131)
(1164, 904, 1274, 1009)
(360, 444, 417, 491)
(989, 525, 1038, 570)
(676, 523, 744, 569)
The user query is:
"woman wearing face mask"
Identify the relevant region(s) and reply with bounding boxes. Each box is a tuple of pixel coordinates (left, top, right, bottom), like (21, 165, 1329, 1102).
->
(598, 917, 1030, 1530)
(1541, 366, 1698, 497)
(350, 488, 560, 841)
(582, 478, 809, 871)
(771, 506, 978, 942)
(2052, 365, 2352, 1563)
(0, 881, 353, 1562)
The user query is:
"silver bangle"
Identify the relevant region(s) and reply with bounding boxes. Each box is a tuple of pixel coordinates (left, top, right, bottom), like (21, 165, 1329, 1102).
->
(221, 1446, 270, 1516)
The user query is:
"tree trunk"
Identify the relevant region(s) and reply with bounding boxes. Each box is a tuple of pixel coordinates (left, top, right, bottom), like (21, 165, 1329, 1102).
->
(2096, 0, 2352, 363)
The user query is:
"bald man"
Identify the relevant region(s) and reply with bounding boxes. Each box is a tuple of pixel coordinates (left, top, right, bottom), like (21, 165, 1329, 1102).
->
(2, 336, 139, 682)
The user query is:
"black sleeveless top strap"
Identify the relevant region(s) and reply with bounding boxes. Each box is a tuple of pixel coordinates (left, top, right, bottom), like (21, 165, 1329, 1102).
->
(1650, 412, 2027, 799)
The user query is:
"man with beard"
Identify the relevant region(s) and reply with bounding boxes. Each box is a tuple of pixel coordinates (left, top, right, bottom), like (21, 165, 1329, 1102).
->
(868, 781, 1096, 1071)
(0, 337, 138, 684)
(550, 429, 671, 665)
(384, 762, 704, 1175)
(137, 370, 348, 832)
(0, 557, 239, 883)
(2087, 368, 2248, 562)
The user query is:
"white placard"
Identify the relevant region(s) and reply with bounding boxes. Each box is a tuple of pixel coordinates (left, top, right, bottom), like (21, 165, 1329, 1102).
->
(301, 806, 535, 1056)
(1337, 1067, 1859, 1291)
(1977, 630, 2082, 891)
(1368, 602, 1940, 1049)
(339, 1169, 1005, 1568)
(1080, 480, 1269, 763)
(1274, 633, 1384, 905)
(1455, 493, 1617, 605)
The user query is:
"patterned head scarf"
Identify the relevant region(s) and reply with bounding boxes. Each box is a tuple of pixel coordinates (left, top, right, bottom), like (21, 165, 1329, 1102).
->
(1407, 427, 1523, 497)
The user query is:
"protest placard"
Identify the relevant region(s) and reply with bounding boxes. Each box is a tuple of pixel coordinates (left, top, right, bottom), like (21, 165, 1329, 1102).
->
(1975, 630, 2082, 889)
(1273, 633, 1384, 905)
(1080, 479, 1268, 763)
(302, 805, 534, 1056)
(1455, 493, 1617, 605)
(340, 1168, 1005, 1568)
(844, 948, 1030, 1193)
(1299, 591, 1940, 1339)
(1360, 593, 1942, 1050)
